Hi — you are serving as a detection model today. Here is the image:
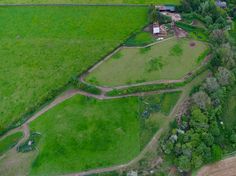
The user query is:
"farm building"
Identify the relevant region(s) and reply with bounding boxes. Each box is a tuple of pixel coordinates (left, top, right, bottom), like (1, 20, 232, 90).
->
(216, 0, 227, 8)
(153, 22, 160, 34)
(157, 5, 176, 12)
(152, 22, 167, 37)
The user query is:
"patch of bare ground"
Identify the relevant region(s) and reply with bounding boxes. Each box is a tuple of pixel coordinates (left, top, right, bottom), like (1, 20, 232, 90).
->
(174, 25, 188, 38)
(0, 149, 37, 176)
(197, 156, 236, 176)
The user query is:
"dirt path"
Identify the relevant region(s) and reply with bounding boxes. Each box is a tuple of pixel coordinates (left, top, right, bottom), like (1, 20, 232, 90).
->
(0, 88, 182, 142)
(197, 156, 236, 176)
(63, 81, 198, 176)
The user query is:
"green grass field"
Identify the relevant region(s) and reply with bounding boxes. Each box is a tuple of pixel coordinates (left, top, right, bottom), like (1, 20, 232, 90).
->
(29, 92, 180, 175)
(0, 0, 180, 5)
(0, 6, 148, 133)
(0, 132, 23, 155)
(86, 38, 208, 86)
(223, 86, 236, 130)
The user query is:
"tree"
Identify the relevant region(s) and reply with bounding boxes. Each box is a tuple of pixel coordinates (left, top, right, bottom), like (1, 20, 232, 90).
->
(205, 15, 213, 26)
(177, 155, 191, 171)
(216, 67, 235, 86)
(210, 29, 228, 46)
(204, 77, 220, 93)
(149, 5, 157, 23)
(157, 12, 172, 24)
(192, 91, 211, 110)
(218, 43, 236, 69)
(191, 153, 204, 169)
(202, 132, 214, 146)
(215, 16, 227, 29)
(190, 108, 209, 130)
(230, 133, 236, 143)
(210, 121, 221, 137)
(211, 145, 223, 161)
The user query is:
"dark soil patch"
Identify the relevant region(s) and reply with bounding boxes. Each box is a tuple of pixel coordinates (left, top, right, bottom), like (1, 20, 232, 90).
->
(190, 42, 196, 47)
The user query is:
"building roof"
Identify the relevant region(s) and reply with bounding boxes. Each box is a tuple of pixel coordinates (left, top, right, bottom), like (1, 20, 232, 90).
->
(153, 23, 160, 34)
(216, 0, 227, 8)
(158, 5, 176, 12)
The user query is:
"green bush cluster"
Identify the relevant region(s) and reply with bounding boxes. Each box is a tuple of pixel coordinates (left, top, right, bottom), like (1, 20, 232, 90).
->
(106, 82, 184, 96)
(0, 132, 23, 155)
(17, 132, 41, 153)
(175, 21, 208, 41)
(75, 81, 101, 95)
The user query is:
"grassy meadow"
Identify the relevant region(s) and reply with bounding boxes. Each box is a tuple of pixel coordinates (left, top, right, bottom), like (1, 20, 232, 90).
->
(86, 38, 208, 86)
(29, 92, 180, 175)
(0, 6, 148, 132)
(0, 132, 23, 155)
(0, 0, 180, 5)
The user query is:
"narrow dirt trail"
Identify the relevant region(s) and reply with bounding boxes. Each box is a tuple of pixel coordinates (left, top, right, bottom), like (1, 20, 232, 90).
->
(0, 88, 182, 142)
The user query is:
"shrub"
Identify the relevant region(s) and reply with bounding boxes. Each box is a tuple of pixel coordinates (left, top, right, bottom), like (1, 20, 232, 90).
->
(75, 81, 101, 95)
(17, 132, 41, 153)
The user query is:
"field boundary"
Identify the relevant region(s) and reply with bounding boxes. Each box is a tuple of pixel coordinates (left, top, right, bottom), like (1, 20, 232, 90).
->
(0, 3, 148, 7)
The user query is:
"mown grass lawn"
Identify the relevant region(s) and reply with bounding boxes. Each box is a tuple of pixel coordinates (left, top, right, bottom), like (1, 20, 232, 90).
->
(0, 0, 180, 5)
(0, 6, 148, 132)
(29, 92, 180, 175)
(86, 38, 208, 87)
(0, 132, 23, 155)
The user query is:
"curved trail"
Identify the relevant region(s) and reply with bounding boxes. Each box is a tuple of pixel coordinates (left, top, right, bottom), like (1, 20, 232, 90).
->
(0, 87, 183, 176)
(0, 88, 182, 141)
(64, 87, 188, 176)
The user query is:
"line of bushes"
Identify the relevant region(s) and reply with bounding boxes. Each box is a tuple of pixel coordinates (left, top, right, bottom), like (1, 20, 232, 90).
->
(74, 80, 102, 95)
(106, 82, 184, 96)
